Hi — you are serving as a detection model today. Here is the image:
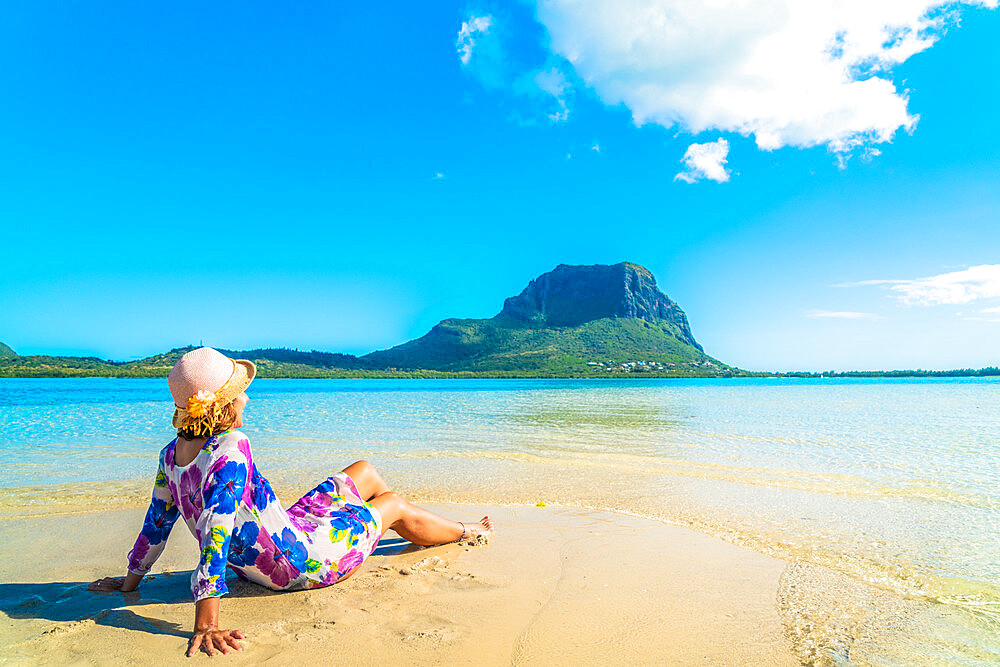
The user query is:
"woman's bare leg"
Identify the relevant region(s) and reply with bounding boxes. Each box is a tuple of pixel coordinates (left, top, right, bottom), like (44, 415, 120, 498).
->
(369, 492, 493, 546)
(340, 460, 390, 501)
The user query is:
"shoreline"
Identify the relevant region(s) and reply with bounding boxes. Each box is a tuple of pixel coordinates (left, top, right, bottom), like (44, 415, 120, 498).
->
(3, 371, 1000, 379)
(0, 503, 797, 664)
(4, 377, 998, 663)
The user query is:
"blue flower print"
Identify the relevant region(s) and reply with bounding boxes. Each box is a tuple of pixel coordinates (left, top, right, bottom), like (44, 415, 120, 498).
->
(271, 528, 308, 571)
(251, 465, 277, 511)
(201, 525, 231, 580)
(141, 497, 178, 545)
(203, 459, 247, 515)
(329, 503, 374, 549)
(342, 503, 374, 527)
(228, 521, 260, 568)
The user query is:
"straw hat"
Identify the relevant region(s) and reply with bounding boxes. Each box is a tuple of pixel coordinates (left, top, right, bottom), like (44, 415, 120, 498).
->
(169, 347, 257, 429)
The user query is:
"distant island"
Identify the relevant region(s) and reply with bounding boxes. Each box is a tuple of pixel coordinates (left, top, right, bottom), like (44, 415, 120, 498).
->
(1, 262, 997, 379)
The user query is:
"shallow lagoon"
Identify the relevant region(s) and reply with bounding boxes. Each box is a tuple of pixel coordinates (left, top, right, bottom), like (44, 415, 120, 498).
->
(1, 377, 998, 663)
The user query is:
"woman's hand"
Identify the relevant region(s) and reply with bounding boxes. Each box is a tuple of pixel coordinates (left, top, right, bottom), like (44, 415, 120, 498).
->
(88, 577, 124, 592)
(188, 597, 242, 656)
(187, 628, 245, 657)
(88, 572, 142, 593)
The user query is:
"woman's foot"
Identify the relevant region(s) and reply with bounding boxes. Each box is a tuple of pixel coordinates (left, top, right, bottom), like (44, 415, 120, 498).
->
(459, 516, 494, 543)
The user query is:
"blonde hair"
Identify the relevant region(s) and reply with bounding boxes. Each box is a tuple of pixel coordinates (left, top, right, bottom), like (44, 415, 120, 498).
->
(176, 400, 240, 440)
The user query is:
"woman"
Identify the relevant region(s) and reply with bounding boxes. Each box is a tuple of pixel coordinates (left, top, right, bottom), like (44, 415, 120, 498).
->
(89, 347, 493, 657)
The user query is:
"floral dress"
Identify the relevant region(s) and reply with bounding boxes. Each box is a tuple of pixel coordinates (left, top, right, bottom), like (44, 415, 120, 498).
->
(127, 430, 383, 601)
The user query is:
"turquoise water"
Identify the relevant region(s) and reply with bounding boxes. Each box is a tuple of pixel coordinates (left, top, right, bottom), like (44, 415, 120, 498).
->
(1, 377, 998, 663)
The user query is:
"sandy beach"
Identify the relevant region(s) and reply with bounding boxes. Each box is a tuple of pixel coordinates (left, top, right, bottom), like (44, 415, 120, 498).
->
(0, 503, 795, 665)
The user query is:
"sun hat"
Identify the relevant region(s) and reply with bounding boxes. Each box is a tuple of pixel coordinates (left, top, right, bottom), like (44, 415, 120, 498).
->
(169, 347, 257, 430)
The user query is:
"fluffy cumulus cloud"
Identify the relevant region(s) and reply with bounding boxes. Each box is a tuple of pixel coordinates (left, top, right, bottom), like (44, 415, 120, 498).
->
(533, 0, 998, 154)
(456, 15, 493, 66)
(675, 138, 730, 183)
(849, 264, 1000, 305)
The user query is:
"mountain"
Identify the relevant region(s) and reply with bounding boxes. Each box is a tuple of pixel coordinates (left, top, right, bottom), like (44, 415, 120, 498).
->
(0, 342, 15, 358)
(0, 262, 738, 377)
(497, 263, 701, 349)
(361, 262, 727, 374)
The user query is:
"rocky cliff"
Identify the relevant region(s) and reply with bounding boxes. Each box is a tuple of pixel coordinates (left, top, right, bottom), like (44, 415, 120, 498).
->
(496, 262, 702, 351)
(360, 261, 717, 372)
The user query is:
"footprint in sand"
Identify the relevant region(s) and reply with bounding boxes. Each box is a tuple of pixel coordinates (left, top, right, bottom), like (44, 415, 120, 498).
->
(399, 556, 445, 575)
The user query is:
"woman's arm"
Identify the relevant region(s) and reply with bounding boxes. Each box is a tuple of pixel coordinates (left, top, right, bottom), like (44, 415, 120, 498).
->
(91, 451, 179, 593)
(186, 445, 251, 654)
(187, 598, 244, 656)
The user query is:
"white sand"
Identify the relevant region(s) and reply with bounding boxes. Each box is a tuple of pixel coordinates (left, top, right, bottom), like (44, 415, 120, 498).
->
(0, 504, 795, 665)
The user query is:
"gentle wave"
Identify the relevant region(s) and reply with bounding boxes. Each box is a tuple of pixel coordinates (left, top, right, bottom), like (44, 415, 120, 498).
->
(395, 448, 1000, 511)
(3, 376, 999, 663)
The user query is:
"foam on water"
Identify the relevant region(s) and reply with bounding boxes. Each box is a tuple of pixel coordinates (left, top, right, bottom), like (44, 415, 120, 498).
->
(1, 377, 998, 663)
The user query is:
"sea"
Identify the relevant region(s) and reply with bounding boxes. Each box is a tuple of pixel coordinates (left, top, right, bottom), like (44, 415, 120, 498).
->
(0, 377, 997, 664)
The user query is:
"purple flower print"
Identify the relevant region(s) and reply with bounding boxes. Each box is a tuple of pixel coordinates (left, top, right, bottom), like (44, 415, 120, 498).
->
(169, 464, 204, 519)
(237, 439, 256, 505)
(238, 438, 252, 462)
(288, 515, 314, 534)
(341, 475, 363, 500)
(253, 530, 301, 588)
(127, 534, 150, 570)
(307, 567, 337, 589)
(337, 549, 364, 579)
(193, 576, 226, 599)
(286, 492, 333, 534)
(298, 491, 334, 516)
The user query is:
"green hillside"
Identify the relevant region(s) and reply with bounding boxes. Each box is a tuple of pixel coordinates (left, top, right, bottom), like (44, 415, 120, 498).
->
(358, 262, 732, 375)
(0, 342, 15, 358)
(362, 316, 730, 374)
(0, 346, 373, 379)
(0, 263, 741, 378)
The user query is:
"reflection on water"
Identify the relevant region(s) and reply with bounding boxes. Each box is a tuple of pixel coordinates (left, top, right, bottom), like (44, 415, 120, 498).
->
(1, 377, 999, 663)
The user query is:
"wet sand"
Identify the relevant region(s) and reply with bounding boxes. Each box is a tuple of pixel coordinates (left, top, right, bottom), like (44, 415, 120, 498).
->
(0, 504, 795, 665)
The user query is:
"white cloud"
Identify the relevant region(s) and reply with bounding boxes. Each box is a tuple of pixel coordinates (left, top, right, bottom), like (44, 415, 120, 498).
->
(432, 172, 446, 180)
(982, 306, 1000, 314)
(456, 15, 492, 66)
(533, 0, 997, 155)
(533, 67, 571, 121)
(849, 264, 1000, 305)
(675, 139, 730, 183)
(512, 63, 574, 122)
(805, 309, 883, 320)
(460, 13, 572, 123)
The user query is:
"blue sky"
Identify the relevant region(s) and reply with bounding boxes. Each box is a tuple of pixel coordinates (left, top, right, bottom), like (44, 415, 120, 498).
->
(0, 1, 997, 371)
